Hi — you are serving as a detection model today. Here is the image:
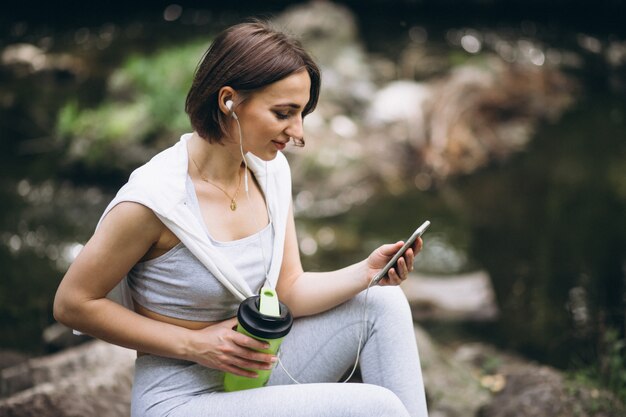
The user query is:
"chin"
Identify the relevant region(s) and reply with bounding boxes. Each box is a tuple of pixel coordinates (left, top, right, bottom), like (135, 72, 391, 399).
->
(250, 149, 279, 162)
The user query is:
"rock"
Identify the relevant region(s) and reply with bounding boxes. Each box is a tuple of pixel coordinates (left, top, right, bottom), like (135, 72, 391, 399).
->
(287, 35, 576, 217)
(0, 323, 490, 417)
(365, 80, 433, 147)
(479, 366, 625, 417)
(402, 271, 499, 321)
(482, 366, 574, 416)
(0, 351, 29, 372)
(0, 340, 134, 417)
(274, 1, 376, 107)
(452, 342, 626, 417)
(42, 323, 91, 352)
(1, 43, 85, 78)
(1, 44, 47, 71)
(4, 325, 621, 417)
(420, 61, 576, 181)
(414, 325, 491, 417)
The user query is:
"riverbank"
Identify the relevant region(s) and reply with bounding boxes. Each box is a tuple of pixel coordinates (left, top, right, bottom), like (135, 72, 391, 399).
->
(1, 326, 622, 416)
(1, 274, 623, 417)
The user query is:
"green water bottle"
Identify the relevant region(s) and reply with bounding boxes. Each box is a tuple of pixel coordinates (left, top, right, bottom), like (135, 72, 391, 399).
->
(223, 287, 293, 391)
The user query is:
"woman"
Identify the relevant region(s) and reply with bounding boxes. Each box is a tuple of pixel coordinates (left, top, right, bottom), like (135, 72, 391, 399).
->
(54, 21, 428, 417)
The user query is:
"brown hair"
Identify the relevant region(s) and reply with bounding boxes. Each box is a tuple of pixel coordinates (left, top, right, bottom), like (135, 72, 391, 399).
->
(185, 21, 321, 142)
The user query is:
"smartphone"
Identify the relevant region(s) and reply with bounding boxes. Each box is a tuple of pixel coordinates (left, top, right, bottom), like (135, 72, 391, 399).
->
(371, 220, 430, 285)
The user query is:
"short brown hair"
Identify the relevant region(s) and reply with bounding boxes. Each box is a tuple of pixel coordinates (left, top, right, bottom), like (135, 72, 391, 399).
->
(185, 21, 321, 142)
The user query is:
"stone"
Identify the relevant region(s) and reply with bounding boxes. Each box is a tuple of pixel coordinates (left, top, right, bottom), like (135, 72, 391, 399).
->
(414, 325, 492, 417)
(0, 351, 29, 372)
(42, 323, 90, 351)
(0, 340, 134, 417)
(479, 365, 625, 417)
(452, 342, 626, 417)
(402, 271, 499, 321)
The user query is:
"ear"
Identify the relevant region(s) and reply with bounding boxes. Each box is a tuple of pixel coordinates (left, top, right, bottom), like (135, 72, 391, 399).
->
(217, 86, 237, 116)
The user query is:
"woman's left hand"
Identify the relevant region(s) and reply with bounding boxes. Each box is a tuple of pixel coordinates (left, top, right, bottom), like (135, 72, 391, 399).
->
(366, 238, 423, 286)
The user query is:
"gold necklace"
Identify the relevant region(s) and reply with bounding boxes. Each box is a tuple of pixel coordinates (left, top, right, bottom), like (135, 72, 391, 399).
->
(191, 157, 242, 211)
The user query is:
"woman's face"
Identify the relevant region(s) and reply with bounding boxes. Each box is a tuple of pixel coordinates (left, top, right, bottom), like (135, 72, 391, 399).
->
(232, 70, 311, 161)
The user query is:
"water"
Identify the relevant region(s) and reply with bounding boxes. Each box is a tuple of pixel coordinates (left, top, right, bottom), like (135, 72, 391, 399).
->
(440, 94, 626, 367)
(350, 4, 626, 369)
(1, 3, 624, 377)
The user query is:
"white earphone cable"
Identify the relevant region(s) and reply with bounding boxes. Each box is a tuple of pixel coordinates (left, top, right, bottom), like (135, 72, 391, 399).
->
(232, 103, 373, 385)
(234, 113, 273, 289)
(277, 279, 374, 384)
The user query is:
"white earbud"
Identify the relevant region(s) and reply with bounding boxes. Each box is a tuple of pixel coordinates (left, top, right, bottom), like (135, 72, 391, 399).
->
(225, 100, 238, 120)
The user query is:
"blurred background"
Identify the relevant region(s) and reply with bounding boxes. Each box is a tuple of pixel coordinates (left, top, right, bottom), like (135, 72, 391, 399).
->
(1, 0, 625, 415)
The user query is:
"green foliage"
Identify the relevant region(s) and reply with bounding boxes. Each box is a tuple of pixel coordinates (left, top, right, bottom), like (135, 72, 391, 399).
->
(569, 328, 626, 405)
(56, 39, 209, 169)
(599, 329, 626, 401)
(448, 50, 490, 68)
(480, 354, 503, 375)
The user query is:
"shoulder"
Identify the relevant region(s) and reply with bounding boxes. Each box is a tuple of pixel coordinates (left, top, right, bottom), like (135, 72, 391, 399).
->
(107, 138, 188, 217)
(128, 141, 185, 184)
(98, 201, 164, 242)
(105, 200, 158, 220)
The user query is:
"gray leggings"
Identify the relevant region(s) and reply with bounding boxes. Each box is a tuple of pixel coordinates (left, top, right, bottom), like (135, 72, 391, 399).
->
(131, 286, 428, 417)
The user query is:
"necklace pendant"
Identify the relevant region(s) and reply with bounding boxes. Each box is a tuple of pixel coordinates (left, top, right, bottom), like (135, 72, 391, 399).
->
(230, 200, 237, 211)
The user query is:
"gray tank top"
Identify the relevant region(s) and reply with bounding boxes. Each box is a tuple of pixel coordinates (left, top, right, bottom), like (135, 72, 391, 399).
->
(127, 175, 273, 321)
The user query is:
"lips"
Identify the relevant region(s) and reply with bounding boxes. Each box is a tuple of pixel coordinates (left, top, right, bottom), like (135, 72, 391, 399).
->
(272, 140, 287, 150)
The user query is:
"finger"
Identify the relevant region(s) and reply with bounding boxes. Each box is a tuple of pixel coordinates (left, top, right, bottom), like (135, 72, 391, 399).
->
(396, 257, 409, 280)
(215, 341, 274, 369)
(230, 344, 277, 365)
(385, 267, 402, 286)
(391, 267, 403, 285)
(227, 347, 276, 369)
(231, 355, 275, 371)
(403, 248, 414, 272)
(233, 332, 271, 351)
(221, 363, 259, 379)
(379, 241, 405, 257)
(414, 237, 423, 253)
(224, 323, 276, 363)
(213, 343, 275, 371)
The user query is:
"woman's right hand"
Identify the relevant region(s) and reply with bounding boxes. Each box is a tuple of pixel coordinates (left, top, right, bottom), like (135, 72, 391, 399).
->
(186, 317, 277, 378)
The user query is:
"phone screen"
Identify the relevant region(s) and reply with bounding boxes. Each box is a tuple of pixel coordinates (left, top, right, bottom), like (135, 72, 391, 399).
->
(371, 220, 430, 285)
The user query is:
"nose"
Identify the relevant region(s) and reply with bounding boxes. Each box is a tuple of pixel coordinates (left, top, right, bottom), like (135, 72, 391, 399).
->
(285, 113, 304, 141)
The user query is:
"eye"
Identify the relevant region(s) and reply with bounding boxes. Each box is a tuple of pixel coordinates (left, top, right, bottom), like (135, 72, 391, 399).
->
(274, 111, 291, 120)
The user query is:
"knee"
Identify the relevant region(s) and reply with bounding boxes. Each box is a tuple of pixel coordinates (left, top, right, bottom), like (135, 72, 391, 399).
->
(349, 384, 411, 417)
(365, 285, 412, 319)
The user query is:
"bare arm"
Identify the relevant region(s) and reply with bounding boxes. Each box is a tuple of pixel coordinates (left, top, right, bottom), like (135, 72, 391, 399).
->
(276, 204, 422, 317)
(54, 202, 193, 355)
(53, 202, 274, 377)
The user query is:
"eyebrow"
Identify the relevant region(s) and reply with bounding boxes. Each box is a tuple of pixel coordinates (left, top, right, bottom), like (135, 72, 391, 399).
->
(273, 103, 302, 109)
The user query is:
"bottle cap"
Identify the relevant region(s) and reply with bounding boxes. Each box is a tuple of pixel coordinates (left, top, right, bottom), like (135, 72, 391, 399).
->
(237, 288, 293, 339)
